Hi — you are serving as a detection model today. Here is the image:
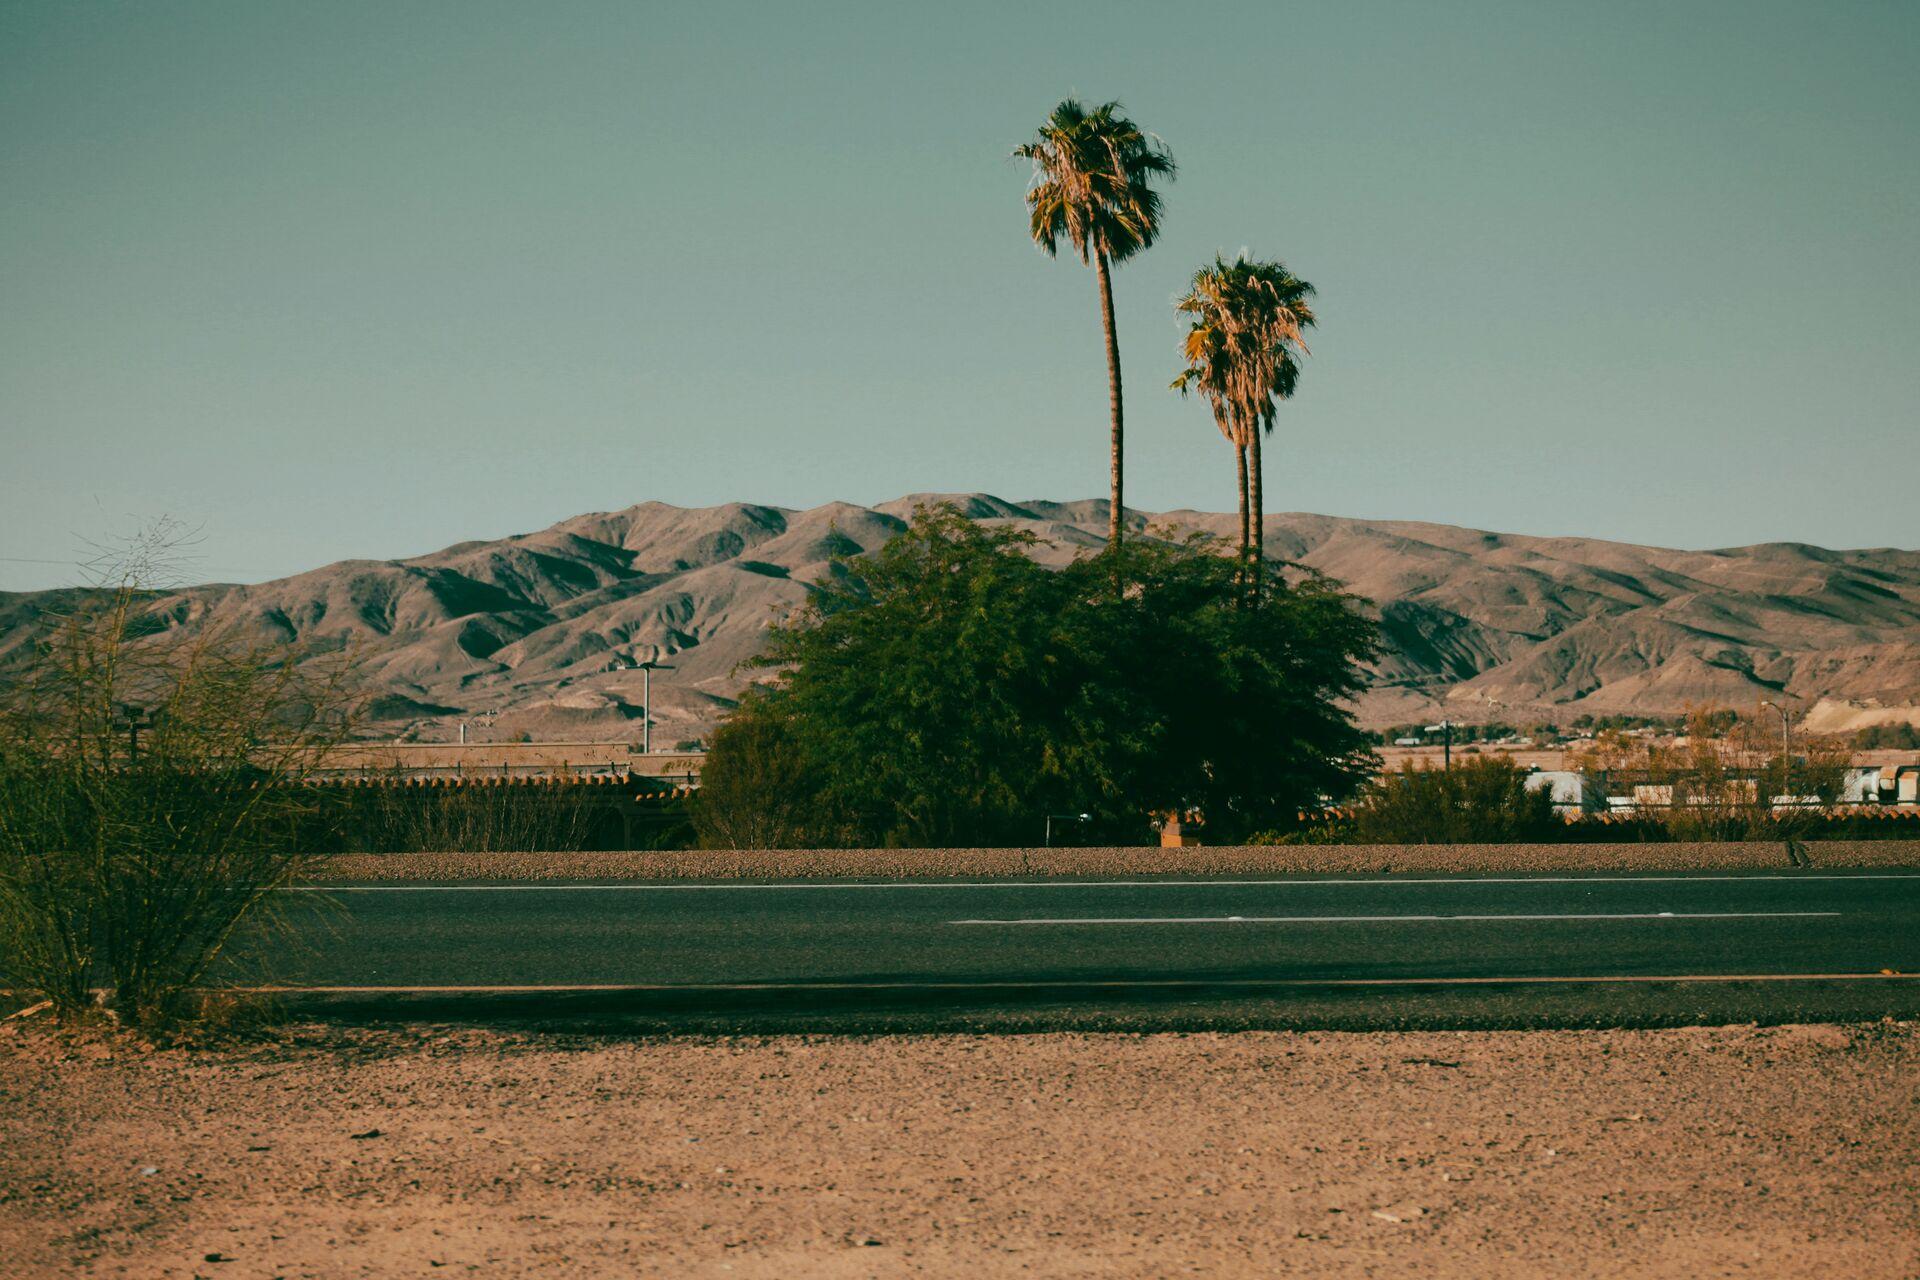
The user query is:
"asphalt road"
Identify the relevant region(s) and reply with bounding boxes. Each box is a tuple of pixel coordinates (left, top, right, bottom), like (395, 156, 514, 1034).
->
(262, 870, 1920, 1031)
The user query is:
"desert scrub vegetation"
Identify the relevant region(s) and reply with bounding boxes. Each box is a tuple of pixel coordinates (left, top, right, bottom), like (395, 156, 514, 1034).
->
(326, 775, 596, 854)
(1851, 722, 1920, 751)
(1568, 708, 1851, 841)
(0, 539, 354, 1030)
(1251, 755, 1560, 845)
(1346, 755, 1562, 844)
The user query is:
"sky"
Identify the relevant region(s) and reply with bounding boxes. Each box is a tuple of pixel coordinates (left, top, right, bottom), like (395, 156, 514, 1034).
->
(2, 0, 1916, 590)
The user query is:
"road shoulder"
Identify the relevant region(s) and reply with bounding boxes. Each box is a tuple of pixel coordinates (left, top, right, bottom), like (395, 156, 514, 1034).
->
(315, 839, 1920, 882)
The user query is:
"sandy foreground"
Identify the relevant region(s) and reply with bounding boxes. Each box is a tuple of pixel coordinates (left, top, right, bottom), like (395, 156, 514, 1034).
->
(2, 1022, 1916, 1279)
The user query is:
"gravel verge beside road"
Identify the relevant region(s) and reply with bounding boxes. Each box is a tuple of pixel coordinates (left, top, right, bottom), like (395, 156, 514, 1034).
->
(317, 839, 1920, 881)
(2, 1022, 1914, 1278)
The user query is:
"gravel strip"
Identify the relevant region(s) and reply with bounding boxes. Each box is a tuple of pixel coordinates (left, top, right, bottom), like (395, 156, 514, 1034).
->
(316, 839, 1920, 881)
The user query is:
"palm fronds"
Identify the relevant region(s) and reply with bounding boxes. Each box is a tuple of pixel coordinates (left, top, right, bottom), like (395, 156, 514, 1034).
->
(1015, 99, 1175, 266)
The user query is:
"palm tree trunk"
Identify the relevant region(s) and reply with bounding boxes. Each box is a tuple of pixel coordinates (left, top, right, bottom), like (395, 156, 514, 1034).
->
(1094, 249, 1124, 549)
(1250, 425, 1264, 603)
(1234, 439, 1250, 595)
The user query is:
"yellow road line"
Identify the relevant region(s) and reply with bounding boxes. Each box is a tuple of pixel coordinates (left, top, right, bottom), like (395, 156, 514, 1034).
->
(250, 973, 1917, 994)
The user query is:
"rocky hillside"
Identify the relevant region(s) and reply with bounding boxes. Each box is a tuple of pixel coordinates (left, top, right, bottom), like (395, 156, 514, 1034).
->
(3, 495, 1915, 743)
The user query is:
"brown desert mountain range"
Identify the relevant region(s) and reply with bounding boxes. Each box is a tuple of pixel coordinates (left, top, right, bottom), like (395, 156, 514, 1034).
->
(3, 494, 1916, 744)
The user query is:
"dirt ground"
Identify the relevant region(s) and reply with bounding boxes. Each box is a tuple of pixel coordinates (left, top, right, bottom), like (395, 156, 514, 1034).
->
(2, 1022, 1916, 1279)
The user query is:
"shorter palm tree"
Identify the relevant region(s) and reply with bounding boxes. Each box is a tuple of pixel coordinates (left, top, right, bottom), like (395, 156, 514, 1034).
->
(1171, 255, 1315, 598)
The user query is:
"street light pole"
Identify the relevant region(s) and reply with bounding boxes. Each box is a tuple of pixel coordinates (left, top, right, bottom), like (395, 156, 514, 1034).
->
(636, 657, 675, 755)
(1760, 699, 1791, 800)
(1424, 720, 1454, 770)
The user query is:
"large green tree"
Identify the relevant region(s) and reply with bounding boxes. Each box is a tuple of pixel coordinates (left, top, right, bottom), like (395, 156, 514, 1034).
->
(695, 508, 1375, 848)
(1015, 100, 1175, 550)
(1172, 256, 1316, 591)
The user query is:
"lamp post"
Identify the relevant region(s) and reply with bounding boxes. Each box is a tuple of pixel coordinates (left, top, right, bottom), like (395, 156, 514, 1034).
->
(1424, 720, 1454, 770)
(1045, 812, 1091, 847)
(636, 657, 674, 755)
(1760, 699, 1791, 803)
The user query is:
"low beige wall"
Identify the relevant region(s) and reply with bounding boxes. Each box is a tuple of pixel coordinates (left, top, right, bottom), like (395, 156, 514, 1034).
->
(315, 839, 1920, 881)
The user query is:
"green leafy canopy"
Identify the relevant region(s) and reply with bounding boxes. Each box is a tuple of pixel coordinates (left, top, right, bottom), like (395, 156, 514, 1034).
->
(696, 507, 1377, 848)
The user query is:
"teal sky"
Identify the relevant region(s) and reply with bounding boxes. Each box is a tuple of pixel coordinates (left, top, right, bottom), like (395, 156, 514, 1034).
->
(3, 0, 1915, 590)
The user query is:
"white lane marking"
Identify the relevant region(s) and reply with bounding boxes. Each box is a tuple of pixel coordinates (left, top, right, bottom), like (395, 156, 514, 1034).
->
(250, 972, 1919, 994)
(949, 912, 1842, 925)
(297, 874, 1920, 892)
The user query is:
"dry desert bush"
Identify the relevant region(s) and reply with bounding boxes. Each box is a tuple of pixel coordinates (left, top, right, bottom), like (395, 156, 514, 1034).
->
(0, 532, 355, 1030)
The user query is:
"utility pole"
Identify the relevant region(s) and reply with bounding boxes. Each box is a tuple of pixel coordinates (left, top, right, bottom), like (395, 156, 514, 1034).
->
(1425, 720, 1454, 770)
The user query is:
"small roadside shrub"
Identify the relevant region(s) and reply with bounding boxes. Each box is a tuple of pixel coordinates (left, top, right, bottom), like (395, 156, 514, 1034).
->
(694, 701, 835, 849)
(1247, 817, 1355, 846)
(1349, 756, 1560, 844)
(340, 777, 594, 853)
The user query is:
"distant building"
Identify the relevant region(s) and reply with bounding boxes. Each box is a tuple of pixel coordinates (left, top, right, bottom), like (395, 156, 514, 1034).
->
(1855, 764, 1920, 805)
(1632, 783, 1676, 810)
(1841, 767, 1884, 805)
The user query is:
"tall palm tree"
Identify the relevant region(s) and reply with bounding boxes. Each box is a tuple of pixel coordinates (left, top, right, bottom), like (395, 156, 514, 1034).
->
(1172, 255, 1315, 595)
(1016, 99, 1174, 550)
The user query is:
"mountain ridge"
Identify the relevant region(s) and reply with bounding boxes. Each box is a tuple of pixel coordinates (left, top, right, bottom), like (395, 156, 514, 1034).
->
(3, 494, 1915, 743)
